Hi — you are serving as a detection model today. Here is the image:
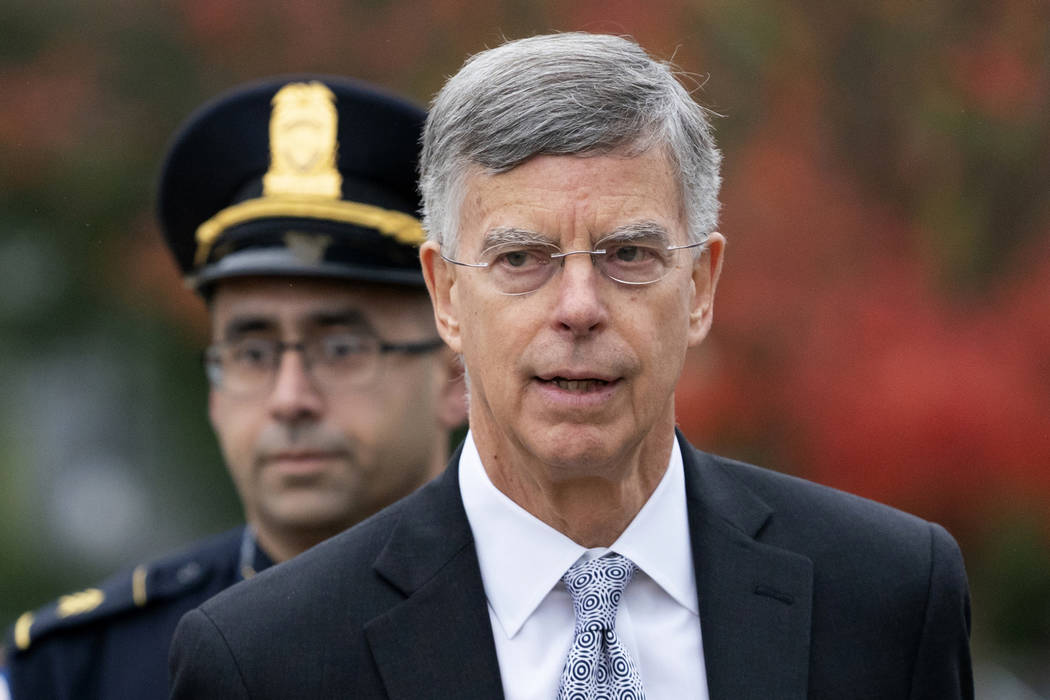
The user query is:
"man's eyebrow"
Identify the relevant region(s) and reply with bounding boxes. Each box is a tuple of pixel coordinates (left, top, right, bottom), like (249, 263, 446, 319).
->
(481, 227, 558, 250)
(479, 222, 672, 252)
(221, 309, 376, 339)
(307, 309, 376, 334)
(598, 221, 672, 244)
(222, 316, 276, 339)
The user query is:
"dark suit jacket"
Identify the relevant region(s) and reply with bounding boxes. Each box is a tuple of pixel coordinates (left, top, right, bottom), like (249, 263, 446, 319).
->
(169, 435, 973, 699)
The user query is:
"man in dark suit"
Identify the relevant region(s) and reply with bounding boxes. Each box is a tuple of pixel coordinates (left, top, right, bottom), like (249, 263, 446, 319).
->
(2, 76, 465, 700)
(169, 34, 972, 699)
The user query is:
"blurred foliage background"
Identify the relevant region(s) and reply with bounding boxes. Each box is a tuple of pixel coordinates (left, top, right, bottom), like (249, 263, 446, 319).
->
(1, 0, 1047, 695)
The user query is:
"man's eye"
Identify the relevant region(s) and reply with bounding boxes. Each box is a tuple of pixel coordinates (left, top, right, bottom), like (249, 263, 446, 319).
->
(231, 342, 273, 366)
(491, 248, 551, 269)
(608, 244, 658, 263)
(321, 335, 369, 361)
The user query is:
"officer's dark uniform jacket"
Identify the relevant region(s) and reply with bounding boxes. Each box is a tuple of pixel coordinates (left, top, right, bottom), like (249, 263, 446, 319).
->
(3, 527, 273, 700)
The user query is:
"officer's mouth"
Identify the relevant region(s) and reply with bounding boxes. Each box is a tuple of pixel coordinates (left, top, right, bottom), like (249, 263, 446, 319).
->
(263, 450, 345, 474)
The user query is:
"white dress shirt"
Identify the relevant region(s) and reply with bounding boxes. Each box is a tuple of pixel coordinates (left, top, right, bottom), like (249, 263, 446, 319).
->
(459, 432, 710, 700)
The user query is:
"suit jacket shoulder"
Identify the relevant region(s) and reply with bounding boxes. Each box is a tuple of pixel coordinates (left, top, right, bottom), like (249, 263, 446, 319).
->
(694, 447, 940, 554)
(4, 527, 248, 700)
(681, 442, 972, 699)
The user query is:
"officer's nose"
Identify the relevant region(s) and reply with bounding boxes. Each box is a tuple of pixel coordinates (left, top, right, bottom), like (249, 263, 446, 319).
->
(267, 347, 324, 422)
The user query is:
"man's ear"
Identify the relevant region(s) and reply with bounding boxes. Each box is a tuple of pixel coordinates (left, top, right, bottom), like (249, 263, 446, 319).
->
(420, 241, 462, 353)
(434, 347, 467, 430)
(687, 232, 725, 347)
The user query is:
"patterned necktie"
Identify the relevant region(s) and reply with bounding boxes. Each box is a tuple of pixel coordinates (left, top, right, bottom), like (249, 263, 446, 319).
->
(558, 553, 646, 700)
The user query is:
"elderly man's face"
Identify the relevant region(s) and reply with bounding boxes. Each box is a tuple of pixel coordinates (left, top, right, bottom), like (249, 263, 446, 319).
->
(427, 149, 723, 476)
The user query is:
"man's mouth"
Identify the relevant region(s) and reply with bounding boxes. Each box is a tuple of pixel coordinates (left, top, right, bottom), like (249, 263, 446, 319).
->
(271, 451, 336, 460)
(546, 377, 610, 392)
(261, 449, 345, 467)
(535, 369, 622, 393)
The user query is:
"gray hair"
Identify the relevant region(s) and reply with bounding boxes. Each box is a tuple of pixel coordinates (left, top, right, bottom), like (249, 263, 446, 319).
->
(419, 32, 722, 254)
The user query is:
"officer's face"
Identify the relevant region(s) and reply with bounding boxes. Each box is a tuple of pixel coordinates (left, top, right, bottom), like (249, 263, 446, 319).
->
(207, 276, 460, 559)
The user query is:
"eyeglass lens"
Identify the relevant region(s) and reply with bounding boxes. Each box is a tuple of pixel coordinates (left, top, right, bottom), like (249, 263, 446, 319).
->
(478, 240, 702, 295)
(205, 333, 381, 396)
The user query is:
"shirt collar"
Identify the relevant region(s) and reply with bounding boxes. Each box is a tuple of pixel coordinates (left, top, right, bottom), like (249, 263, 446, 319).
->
(459, 433, 583, 638)
(608, 436, 699, 615)
(459, 431, 697, 638)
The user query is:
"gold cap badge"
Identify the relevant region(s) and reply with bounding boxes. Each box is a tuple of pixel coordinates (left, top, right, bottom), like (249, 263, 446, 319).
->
(263, 82, 342, 198)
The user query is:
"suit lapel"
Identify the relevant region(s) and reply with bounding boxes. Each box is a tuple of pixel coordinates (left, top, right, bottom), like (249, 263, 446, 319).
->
(681, 435, 813, 700)
(363, 436, 813, 699)
(364, 450, 505, 700)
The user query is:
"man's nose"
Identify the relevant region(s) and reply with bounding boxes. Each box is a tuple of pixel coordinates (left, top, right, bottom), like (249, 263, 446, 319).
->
(551, 253, 608, 336)
(267, 348, 324, 421)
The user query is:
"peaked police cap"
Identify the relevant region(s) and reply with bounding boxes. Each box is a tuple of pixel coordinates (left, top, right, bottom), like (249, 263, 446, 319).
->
(157, 75, 426, 292)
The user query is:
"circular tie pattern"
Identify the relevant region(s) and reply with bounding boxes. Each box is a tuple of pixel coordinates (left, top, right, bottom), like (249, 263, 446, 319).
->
(557, 554, 646, 700)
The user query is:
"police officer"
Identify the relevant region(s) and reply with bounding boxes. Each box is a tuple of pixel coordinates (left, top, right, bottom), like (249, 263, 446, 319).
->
(2, 75, 464, 699)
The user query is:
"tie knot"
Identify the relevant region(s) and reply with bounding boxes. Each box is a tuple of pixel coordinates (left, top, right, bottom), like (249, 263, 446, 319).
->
(562, 553, 636, 632)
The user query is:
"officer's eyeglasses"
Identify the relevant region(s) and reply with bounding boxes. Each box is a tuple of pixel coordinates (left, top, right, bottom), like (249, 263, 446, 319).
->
(440, 233, 711, 296)
(203, 333, 444, 397)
